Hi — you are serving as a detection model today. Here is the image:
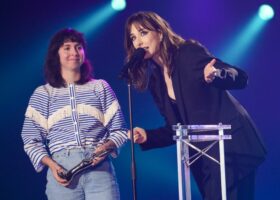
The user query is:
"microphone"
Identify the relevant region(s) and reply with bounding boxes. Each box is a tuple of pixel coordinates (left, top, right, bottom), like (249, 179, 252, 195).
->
(119, 48, 145, 80)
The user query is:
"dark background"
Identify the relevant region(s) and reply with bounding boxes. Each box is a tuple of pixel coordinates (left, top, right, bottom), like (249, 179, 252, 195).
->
(1, 0, 279, 199)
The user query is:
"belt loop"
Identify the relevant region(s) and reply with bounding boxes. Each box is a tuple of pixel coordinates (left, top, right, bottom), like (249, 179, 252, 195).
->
(82, 146, 85, 153)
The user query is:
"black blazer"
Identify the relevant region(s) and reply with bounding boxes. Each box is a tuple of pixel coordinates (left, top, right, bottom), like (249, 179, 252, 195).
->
(141, 41, 266, 188)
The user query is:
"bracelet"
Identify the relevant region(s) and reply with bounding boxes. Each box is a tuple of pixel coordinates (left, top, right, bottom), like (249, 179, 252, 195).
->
(215, 68, 227, 79)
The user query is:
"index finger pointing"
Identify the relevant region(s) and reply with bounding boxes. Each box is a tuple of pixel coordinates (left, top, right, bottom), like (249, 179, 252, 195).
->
(209, 58, 216, 66)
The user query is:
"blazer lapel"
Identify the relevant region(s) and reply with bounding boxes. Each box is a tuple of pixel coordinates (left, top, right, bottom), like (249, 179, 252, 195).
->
(151, 66, 178, 125)
(172, 60, 188, 125)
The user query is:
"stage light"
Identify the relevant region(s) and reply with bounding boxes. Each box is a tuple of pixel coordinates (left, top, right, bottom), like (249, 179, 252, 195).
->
(74, 4, 116, 37)
(111, 0, 126, 11)
(217, 4, 274, 65)
(258, 4, 274, 20)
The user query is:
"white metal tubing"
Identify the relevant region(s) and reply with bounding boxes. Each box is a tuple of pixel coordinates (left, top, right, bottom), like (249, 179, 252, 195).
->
(176, 128, 184, 200)
(182, 129, 192, 200)
(219, 128, 227, 200)
(183, 140, 220, 164)
(174, 124, 231, 200)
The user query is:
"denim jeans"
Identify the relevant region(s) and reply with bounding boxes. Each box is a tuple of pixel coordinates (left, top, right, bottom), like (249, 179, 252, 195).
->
(46, 148, 120, 200)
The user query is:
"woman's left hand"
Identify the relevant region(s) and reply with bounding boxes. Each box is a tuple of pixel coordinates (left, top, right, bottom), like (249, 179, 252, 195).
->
(204, 58, 217, 83)
(92, 140, 116, 166)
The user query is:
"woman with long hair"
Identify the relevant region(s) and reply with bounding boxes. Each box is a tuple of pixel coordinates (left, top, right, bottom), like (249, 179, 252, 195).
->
(125, 11, 266, 200)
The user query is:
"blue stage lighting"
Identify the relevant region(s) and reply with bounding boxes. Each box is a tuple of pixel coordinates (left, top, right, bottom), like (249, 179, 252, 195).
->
(258, 4, 274, 20)
(217, 4, 275, 65)
(111, 0, 126, 11)
(74, 4, 116, 37)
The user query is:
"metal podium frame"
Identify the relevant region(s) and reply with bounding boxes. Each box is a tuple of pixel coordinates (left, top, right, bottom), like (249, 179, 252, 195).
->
(173, 123, 232, 200)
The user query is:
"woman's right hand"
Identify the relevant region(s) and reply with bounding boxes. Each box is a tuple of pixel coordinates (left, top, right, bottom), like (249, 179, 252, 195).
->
(128, 127, 147, 144)
(42, 156, 69, 186)
(204, 58, 217, 83)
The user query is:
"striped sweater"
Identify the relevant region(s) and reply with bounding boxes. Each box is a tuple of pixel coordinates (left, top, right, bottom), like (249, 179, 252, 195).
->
(22, 79, 127, 172)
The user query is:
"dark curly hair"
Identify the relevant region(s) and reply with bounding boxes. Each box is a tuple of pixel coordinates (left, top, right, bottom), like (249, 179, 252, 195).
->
(44, 28, 93, 88)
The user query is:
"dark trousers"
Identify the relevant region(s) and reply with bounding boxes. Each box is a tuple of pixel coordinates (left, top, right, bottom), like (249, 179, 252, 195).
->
(227, 170, 255, 200)
(191, 157, 256, 200)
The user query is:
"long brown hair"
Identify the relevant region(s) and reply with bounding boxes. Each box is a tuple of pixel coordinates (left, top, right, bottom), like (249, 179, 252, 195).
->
(124, 11, 185, 90)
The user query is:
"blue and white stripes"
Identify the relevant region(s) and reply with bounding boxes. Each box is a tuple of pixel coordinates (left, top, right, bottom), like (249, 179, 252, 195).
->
(69, 83, 82, 146)
(22, 79, 127, 172)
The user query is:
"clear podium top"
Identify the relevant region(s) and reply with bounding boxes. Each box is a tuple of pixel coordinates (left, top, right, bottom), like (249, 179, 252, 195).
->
(172, 123, 231, 133)
(173, 134, 232, 142)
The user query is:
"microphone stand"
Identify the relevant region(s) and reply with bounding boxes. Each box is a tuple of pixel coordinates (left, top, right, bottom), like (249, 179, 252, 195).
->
(128, 82, 137, 200)
(125, 69, 137, 200)
(119, 48, 145, 200)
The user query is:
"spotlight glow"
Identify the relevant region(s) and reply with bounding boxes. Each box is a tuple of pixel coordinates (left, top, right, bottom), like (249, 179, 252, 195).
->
(111, 0, 126, 11)
(258, 4, 274, 20)
(217, 12, 268, 65)
(74, 4, 116, 37)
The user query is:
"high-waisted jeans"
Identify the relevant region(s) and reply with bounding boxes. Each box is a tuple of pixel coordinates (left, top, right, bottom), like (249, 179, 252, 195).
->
(45, 148, 120, 200)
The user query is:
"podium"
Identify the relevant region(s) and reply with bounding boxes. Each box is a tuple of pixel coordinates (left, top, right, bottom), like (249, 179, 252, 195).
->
(173, 123, 232, 200)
